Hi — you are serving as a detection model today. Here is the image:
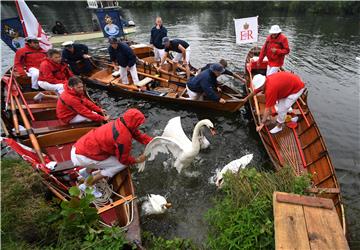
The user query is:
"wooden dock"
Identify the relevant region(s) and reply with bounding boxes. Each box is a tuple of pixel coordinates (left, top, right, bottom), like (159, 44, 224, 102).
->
(273, 192, 349, 250)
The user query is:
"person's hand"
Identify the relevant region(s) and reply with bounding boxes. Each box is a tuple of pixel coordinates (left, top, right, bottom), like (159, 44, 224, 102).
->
(217, 87, 222, 92)
(136, 154, 147, 163)
(271, 48, 277, 54)
(256, 123, 264, 132)
(113, 65, 119, 71)
(219, 98, 226, 104)
(83, 54, 91, 59)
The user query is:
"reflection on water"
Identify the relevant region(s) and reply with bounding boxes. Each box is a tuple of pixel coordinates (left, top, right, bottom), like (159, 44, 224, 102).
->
(1, 3, 359, 247)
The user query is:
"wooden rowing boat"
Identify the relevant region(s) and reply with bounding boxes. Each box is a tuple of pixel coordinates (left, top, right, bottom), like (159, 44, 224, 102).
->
(244, 47, 346, 233)
(1, 70, 143, 246)
(85, 54, 245, 113)
(2, 128, 142, 245)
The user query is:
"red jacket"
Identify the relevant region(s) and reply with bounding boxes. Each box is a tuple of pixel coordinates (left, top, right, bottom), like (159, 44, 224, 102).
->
(56, 84, 106, 123)
(255, 72, 305, 108)
(14, 44, 47, 75)
(75, 109, 153, 165)
(258, 33, 290, 67)
(38, 58, 73, 84)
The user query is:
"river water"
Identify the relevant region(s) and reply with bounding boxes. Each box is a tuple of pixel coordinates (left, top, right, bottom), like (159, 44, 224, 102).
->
(1, 2, 359, 248)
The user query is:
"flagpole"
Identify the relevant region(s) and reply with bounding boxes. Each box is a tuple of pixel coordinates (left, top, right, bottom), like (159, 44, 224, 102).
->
(14, 0, 28, 37)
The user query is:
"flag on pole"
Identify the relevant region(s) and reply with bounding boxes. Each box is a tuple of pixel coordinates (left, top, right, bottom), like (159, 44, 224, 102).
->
(234, 16, 258, 45)
(15, 0, 52, 51)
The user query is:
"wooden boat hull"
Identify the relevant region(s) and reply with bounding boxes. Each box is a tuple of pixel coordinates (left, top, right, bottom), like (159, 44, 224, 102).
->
(84, 76, 244, 113)
(12, 127, 142, 245)
(244, 47, 346, 232)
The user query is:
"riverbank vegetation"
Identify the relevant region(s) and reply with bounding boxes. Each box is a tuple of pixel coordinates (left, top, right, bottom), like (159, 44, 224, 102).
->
(121, 1, 359, 16)
(205, 166, 311, 249)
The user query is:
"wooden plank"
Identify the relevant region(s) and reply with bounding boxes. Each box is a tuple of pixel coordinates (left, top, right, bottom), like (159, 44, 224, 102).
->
(273, 192, 310, 250)
(20, 102, 57, 109)
(306, 188, 340, 194)
(276, 193, 334, 210)
(97, 195, 134, 214)
(304, 206, 349, 250)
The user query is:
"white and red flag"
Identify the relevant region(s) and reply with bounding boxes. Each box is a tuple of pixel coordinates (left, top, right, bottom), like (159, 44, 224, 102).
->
(15, 0, 52, 51)
(234, 16, 258, 44)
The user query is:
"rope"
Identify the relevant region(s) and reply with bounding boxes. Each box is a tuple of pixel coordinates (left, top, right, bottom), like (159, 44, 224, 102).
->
(80, 179, 135, 228)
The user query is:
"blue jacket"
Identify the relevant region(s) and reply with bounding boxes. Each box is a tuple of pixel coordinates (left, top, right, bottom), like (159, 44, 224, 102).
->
(150, 25, 167, 49)
(108, 42, 136, 67)
(186, 69, 220, 102)
(62, 44, 89, 64)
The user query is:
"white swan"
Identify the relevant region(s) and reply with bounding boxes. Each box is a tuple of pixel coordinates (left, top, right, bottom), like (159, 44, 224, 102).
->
(141, 194, 172, 215)
(138, 116, 215, 173)
(215, 154, 253, 188)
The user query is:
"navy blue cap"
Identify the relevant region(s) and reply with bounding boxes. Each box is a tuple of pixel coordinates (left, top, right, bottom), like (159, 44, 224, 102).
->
(162, 36, 170, 45)
(210, 63, 225, 73)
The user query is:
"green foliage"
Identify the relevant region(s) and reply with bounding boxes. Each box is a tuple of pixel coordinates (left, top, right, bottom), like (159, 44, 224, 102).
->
(58, 186, 98, 238)
(1, 158, 59, 246)
(206, 166, 311, 250)
(142, 231, 198, 250)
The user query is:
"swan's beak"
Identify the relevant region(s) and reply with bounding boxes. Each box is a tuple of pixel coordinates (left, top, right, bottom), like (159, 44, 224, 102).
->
(164, 203, 172, 209)
(210, 127, 216, 136)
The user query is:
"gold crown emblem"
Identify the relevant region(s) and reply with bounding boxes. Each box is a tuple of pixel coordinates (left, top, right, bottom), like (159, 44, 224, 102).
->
(243, 22, 249, 30)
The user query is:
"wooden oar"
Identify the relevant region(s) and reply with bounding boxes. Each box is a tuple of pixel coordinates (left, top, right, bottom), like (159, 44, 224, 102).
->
(10, 95, 20, 135)
(13, 77, 35, 121)
(1, 118, 10, 137)
(5, 67, 15, 107)
(296, 100, 310, 127)
(13, 94, 46, 165)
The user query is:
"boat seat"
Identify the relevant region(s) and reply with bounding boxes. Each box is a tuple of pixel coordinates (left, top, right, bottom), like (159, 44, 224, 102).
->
(143, 90, 167, 96)
(51, 160, 75, 173)
(135, 77, 153, 87)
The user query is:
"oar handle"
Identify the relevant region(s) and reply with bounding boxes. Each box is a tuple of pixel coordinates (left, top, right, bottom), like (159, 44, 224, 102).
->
(13, 95, 46, 165)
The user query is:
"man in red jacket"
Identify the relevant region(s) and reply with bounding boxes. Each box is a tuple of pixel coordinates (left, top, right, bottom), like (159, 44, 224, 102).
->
(38, 49, 73, 94)
(257, 25, 290, 76)
(56, 76, 108, 124)
(71, 108, 153, 192)
(241, 72, 305, 134)
(14, 36, 47, 90)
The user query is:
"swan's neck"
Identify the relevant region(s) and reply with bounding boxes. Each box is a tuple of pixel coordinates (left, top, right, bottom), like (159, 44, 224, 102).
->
(191, 122, 206, 149)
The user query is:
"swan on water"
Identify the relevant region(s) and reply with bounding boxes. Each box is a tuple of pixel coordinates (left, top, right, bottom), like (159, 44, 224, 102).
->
(138, 116, 216, 173)
(141, 194, 172, 215)
(215, 154, 253, 188)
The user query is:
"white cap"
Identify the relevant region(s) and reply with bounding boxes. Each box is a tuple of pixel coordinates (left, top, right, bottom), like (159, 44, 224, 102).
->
(269, 25, 282, 34)
(252, 74, 266, 90)
(25, 36, 41, 42)
(62, 41, 74, 47)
